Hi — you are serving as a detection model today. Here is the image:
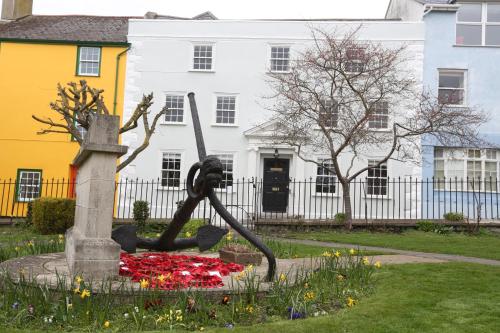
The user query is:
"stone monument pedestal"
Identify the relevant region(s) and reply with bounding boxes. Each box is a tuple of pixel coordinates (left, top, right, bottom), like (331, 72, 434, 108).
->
(65, 115, 127, 279)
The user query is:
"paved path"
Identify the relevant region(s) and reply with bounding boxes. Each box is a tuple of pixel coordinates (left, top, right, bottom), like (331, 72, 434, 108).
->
(275, 237, 500, 266)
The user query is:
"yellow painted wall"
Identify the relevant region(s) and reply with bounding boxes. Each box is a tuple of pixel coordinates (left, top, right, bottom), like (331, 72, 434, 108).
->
(0, 42, 128, 180)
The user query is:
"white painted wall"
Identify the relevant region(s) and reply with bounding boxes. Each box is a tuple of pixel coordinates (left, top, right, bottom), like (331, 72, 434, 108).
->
(119, 19, 425, 218)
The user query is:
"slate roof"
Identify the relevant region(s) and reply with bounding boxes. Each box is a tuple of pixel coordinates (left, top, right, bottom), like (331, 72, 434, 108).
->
(0, 15, 131, 44)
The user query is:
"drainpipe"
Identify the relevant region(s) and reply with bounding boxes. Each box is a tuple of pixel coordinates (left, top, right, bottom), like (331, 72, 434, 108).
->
(113, 45, 130, 115)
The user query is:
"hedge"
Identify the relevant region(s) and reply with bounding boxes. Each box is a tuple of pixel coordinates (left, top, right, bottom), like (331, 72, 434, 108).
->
(32, 198, 76, 234)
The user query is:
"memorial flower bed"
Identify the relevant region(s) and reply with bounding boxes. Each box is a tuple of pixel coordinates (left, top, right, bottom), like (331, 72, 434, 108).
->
(119, 252, 244, 289)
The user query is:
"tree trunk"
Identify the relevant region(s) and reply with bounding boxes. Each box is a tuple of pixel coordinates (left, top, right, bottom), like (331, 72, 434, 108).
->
(341, 181, 353, 230)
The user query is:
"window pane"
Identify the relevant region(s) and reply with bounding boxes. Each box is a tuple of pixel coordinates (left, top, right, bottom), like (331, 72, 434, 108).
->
(486, 25, 500, 46)
(439, 72, 464, 88)
(456, 24, 482, 45)
(216, 96, 236, 124)
(270, 46, 290, 72)
(487, 4, 500, 22)
(316, 159, 336, 194)
(438, 89, 464, 105)
(434, 148, 444, 158)
(165, 95, 184, 123)
(457, 3, 482, 22)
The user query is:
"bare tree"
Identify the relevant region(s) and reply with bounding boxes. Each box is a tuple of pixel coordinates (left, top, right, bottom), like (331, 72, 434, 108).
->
(268, 27, 489, 229)
(32, 80, 167, 172)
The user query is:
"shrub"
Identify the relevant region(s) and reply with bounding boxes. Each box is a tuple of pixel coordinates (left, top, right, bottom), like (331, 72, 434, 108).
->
(32, 198, 75, 234)
(334, 213, 347, 224)
(133, 201, 149, 230)
(25, 202, 33, 226)
(443, 212, 464, 222)
(416, 220, 436, 232)
(181, 219, 206, 237)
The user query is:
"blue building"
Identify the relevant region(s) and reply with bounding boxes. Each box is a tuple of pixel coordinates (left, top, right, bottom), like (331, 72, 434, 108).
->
(387, 0, 500, 220)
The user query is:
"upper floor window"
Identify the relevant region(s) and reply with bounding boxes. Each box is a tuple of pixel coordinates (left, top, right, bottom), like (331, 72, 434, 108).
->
(345, 47, 366, 73)
(193, 45, 213, 71)
(457, 2, 500, 46)
(318, 98, 339, 128)
(165, 95, 184, 123)
(368, 101, 389, 129)
(215, 96, 236, 125)
(270, 46, 290, 72)
(77, 46, 101, 76)
(367, 160, 388, 196)
(316, 159, 337, 194)
(17, 169, 42, 202)
(161, 152, 181, 188)
(438, 70, 466, 106)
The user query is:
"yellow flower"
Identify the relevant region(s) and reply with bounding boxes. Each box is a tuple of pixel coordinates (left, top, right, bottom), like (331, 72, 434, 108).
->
(374, 261, 382, 269)
(334, 250, 341, 258)
(73, 287, 80, 294)
(103, 321, 110, 328)
(336, 274, 345, 281)
(14, 246, 20, 252)
(349, 248, 356, 255)
(304, 282, 309, 289)
(304, 291, 315, 301)
(156, 233, 161, 237)
(279, 273, 287, 282)
(199, 327, 205, 331)
(245, 305, 254, 313)
(226, 231, 233, 241)
(157, 274, 166, 283)
(235, 271, 245, 281)
(80, 289, 91, 299)
(362, 257, 370, 265)
(140, 278, 150, 289)
(75, 276, 83, 284)
(67, 303, 73, 310)
(58, 234, 64, 240)
(27, 240, 34, 247)
(245, 264, 254, 272)
(347, 297, 356, 307)
(322, 251, 332, 257)
(185, 231, 192, 238)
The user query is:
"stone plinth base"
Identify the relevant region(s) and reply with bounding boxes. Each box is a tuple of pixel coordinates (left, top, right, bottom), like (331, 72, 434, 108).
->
(65, 227, 121, 279)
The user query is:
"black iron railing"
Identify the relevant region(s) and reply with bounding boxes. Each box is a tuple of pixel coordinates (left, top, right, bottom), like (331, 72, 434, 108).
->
(1, 177, 499, 226)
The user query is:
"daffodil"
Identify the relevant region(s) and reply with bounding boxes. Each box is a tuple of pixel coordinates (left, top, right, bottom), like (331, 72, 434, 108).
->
(103, 321, 110, 328)
(245, 264, 254, 272)
(75, 276, 83, 284)
(334, 250, 341, 258)
(185, 231, 192, 238)
(279, 273, 287, 282)
(140, 278, 150, 289)
(80, 289, 91, 299)
(73, 287, 80, 294)
(157, 274, 166, 283)
(235, 271, 245, 281)
(246, 305, 254, 313)
(322, 251, 332, 257)
(14, 246, 20, 252)
(362, 257, 370, 265)
(349, 248, 356, 255)
(346, 296, 356, 307)
(199, 327, 205, 331)
(304, 291, 315, 301)
(374, 261, 382, 269)
(226, 231, 233, 241)
(336, 274, 345, 281)
(58, 234, 64, 240)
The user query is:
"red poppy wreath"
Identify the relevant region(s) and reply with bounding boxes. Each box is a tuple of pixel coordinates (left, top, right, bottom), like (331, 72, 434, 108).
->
(119, 252, 244, 290)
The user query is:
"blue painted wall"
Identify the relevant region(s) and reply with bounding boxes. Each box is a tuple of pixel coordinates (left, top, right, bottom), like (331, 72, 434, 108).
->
(421, 9, 500, 219)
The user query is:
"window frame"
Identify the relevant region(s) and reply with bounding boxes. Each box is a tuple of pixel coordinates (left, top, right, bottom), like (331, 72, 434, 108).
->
(318, 97, 339, 129)
(456, 2, 500, 46)
(315, 158, 338, 195)
(367, 101, 390, 130)
(366, 160, 389, 197)
(269, 45, 292, 73)
(160, 151, 183, 189)
(191, 43, 215, 72)
(433, 147, 499, 192)
(437, 69, 468, 107)
(344, 46, 367, 74)
(211, 152, 235, 190)
(76, 46, 102, 77)
(213, 94, 238, 127)
(16, 169, 42, 202)
(164, 93, 186, 125)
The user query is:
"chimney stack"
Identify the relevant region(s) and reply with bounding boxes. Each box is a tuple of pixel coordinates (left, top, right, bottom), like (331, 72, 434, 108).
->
(1, 0, 33, 21)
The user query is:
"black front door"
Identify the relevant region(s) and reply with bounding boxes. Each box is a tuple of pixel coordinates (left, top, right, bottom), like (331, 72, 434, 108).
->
(262, 158, 290, 213)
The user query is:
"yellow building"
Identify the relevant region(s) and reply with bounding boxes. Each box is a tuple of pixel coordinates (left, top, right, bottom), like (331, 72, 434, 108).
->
(0, 0, 129, 216)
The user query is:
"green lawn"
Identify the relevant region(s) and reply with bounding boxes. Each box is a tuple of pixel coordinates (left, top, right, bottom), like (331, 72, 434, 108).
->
(206, 262, 500, 333)
(286, 230, 500, 260)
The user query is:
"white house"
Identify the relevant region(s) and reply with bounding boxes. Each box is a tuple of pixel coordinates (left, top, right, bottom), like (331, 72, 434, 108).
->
(118, 17, 425, 221)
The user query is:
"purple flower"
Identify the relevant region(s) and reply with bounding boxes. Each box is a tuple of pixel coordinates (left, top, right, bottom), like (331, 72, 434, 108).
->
(224, 322, 234, 329)
(12, 302, 19, 310)
(287, 307, 305, 320)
